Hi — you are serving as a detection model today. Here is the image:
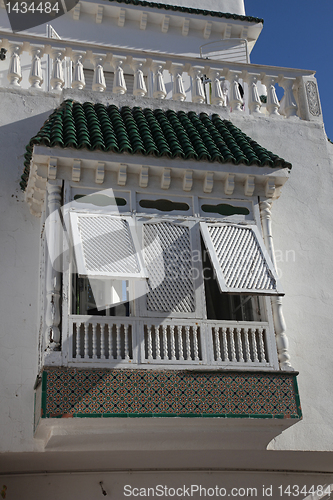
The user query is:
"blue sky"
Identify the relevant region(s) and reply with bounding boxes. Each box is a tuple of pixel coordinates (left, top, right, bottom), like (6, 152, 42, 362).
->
(245, 0, 332, 140)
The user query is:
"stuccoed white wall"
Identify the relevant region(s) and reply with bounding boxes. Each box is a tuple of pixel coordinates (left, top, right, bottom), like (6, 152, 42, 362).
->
(0, 88, 61, 453)
(0, 90, 333, 456)
(229, 112, 333, 452)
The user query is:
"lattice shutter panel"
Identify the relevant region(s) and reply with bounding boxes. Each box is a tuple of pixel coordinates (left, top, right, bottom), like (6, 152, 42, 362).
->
(143, 222, 195, 312)
(200, 223, 283, 295)
(70, 213, 145, 279)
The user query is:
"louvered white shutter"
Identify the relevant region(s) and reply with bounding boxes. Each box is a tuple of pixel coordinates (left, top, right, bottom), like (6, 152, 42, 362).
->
(70, 212, 147, 279)
(143, 221, 196, 313)
(200, 222, 284, 296)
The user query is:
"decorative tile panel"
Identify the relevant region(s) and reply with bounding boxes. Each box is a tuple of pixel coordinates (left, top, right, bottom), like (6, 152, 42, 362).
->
(38, 369, 302, 419)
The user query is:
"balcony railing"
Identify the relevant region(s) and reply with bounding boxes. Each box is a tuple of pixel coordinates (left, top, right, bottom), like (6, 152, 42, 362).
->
(0, 30, 321, 122)
(67, 315, 277, 370)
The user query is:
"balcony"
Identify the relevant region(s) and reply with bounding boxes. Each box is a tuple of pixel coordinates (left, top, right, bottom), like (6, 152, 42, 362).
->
(67, 315, 277, 369)
(0, 29, 322, 123)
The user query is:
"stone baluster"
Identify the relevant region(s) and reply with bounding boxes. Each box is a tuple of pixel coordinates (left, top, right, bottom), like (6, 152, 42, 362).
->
(50, 50, 64, 91)
(169, 64, 186, 102)
(152, 63, 167, 99)
(131, 60, 147, 97)
(208, 69, 224, 106)
(29, 47, 43, 89)
(264, 76, 280, 116)
(112, 58, 127, 95)
(71, 53, 85, 90)
(45, 180, 62, 351)
(246, 74, 261, 114)
(279, 77, 298, 118)
(226, 71, 243, 112)
(92, 55, 106, 92)
(260, 200, 293, 370)
(190, 67, 205, 104)
(7, 44, 22, 87)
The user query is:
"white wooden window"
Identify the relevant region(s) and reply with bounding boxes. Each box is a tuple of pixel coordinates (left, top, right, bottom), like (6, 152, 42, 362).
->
(69, 212, 147, 280)
(200, 222, 283, 296)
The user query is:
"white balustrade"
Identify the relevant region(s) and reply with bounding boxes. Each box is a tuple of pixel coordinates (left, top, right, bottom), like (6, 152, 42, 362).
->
(0, 34, 320, 121)
(211, 323, 271, 365)
(71, 317, 133, 362)
(68, 317, 275, 368)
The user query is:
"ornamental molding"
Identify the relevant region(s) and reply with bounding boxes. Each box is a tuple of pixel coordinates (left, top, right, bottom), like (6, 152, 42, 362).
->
(305, 80, 321, 117)
(25, 148, 290, 217)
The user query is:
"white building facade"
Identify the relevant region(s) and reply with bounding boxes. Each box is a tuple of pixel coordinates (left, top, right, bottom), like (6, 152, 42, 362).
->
(0, 0, 332, 497)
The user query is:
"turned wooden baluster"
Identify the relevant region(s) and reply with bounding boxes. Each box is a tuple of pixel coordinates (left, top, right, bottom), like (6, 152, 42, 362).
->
(230, 328, 237, 362)
(147, 325, 153, 361)
(92, 324, 97, 359)
(75, 322, 82, 359)
(124, 324, 130, 360)
(222, 327, 228, 361)
(100, 323, 106, 360)
(214, 327, 221, 362)
(236, 327, 244, 362)
(155, 326, 161, 361)
(178, 326, 184, 361)
(84, 323, 89, 359)
(244, 328, 251, 362)
(170, 325, 176, 361)
(193, 326, 199, 361)
(116, 324, 121, 360)
(162, 325, 168, 360)
(185, 325, 191, 360)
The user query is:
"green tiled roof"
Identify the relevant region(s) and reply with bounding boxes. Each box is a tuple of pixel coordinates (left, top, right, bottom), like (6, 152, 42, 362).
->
(21, 100, 291, 190)
(104, 0, 264, 24)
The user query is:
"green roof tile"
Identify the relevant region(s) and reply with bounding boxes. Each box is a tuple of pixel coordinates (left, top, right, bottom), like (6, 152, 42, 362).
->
(104, 0, 264, 24)
(20, 100, 291, 191)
